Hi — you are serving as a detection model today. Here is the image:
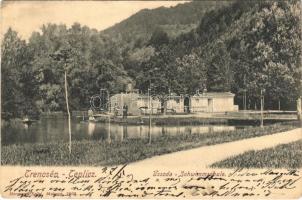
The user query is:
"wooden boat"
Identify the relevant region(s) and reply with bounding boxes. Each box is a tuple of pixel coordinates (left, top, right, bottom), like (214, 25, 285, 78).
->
(22, 117, 36, 125)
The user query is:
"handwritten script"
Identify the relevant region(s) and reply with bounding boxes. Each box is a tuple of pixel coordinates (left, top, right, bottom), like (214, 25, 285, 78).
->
(1, 166, 301, 198)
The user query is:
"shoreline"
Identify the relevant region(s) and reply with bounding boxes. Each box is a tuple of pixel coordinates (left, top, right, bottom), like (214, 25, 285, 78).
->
(2, 121, 300, 166)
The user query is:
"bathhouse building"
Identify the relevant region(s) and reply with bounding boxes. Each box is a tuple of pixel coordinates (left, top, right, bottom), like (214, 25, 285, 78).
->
(190, 92, 238, 112)
(110, 89, 238, 115)
(109, 90, 161, 116)
(165, 95, 184, 113)
(164, 92, 238, 113)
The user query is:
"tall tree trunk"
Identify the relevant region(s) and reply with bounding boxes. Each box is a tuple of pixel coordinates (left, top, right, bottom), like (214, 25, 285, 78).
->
(64, 70, 72, 154)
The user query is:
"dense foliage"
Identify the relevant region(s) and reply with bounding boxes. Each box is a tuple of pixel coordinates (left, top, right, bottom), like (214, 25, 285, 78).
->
(1, 0, 301, 119)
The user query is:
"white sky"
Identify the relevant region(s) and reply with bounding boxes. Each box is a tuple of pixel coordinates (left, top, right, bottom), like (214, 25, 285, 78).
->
(1, 1, 187, 40)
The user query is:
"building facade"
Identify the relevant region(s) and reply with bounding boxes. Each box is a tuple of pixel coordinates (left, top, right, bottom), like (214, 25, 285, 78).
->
(190, 92, 238, 112)
(110, 91, 238, 115)
(165, 95, 185, 113)
(109, 91, 161, 116)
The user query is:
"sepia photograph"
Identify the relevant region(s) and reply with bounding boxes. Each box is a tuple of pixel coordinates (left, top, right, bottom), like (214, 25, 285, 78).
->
(0, 0, 302, 198)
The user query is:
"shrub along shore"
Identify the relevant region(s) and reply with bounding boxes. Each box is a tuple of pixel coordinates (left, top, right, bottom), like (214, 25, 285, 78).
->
(1, 121, 300, 166)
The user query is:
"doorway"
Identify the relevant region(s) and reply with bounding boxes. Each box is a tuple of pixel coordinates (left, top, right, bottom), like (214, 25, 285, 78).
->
(208, 98, 213, 112)
(184, 96, 190, 113)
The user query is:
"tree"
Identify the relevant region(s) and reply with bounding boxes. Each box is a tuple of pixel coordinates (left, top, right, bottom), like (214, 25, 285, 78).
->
(50, 47, 74, 154)
(1, 28, 39, 119)
(263, 61, 295, 109)
(236, 1, 302, 109)
(175, 52, 207, 95)
(149, 28, 169, 49)
(29, 24, 69, 111)
(206, 41, 233, 92)
(94, 59, 133, 94)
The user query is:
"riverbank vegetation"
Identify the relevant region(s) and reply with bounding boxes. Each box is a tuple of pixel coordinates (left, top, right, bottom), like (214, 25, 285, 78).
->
(2, 122, 300, 166)
(211, 139, 302, 168)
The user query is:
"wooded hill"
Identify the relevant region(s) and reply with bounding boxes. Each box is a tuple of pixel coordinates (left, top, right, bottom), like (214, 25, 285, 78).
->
(103, 1, 230, 42)
(1, 0, 301, 119)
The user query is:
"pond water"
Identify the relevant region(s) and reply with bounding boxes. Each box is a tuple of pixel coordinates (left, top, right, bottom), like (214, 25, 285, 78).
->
(1, 117, 245, 146)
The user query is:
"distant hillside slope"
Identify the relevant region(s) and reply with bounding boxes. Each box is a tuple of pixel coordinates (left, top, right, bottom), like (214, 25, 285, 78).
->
(102, 1, 231, 42)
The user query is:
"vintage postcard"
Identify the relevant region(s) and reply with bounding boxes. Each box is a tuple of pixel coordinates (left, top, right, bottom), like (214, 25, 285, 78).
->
(1, 0, 302, 199)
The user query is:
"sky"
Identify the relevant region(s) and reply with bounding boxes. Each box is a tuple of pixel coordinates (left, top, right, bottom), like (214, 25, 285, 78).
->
(1, 1, 186, 40)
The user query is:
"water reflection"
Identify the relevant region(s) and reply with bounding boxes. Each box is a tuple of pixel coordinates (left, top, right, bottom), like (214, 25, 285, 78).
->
(1, 117, 241, 146)
(23, 123, 29, 130)
(87, 122, 95, 135)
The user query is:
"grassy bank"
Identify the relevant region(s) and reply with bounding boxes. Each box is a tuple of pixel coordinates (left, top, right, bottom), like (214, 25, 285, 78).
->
(1, 122, 300, 166)
(211, 139, 302, 168)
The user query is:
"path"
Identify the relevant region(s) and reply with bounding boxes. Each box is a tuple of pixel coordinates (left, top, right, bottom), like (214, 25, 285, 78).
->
(129, 128, 302, 169)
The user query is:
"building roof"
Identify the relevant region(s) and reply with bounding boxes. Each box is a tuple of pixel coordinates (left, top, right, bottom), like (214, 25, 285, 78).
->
(168, 95, 182, 99)
(110, 93, 139, 99)
(110, 93, 160, 101)
(192, 92, 235, 98)
(111, 92, 235, 99)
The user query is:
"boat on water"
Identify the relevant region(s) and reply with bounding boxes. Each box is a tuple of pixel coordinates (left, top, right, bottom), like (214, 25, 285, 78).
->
(22, 117, 36, 125)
